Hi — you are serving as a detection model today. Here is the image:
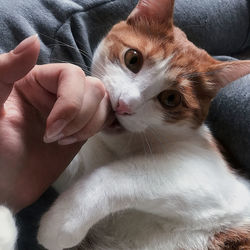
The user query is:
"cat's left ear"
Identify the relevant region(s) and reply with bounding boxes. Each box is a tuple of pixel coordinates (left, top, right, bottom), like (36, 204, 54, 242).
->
(127, 0, 175, 27)
(208, 60, 250, 92)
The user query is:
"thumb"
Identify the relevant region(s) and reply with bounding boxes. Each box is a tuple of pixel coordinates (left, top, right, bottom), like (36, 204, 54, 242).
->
(0, 34, 40, 105)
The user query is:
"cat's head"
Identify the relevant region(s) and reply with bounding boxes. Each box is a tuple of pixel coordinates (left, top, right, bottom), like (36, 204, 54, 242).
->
(92, 0, 250, 134)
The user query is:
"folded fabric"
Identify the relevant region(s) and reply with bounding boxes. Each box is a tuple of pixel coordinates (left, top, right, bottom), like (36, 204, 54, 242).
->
(0, 1, 249, 248)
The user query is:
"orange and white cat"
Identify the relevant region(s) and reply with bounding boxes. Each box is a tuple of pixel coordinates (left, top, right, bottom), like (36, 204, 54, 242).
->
(22, 0, 250, 249)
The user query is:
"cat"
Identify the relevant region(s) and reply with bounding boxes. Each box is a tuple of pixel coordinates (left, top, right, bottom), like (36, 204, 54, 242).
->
(2, 0, 250, 249)
(37, 0, 250, 249)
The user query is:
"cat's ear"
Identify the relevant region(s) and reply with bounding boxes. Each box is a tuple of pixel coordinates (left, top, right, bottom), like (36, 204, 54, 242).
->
(208, 60, 250, 92)
(127, 0, 175, 27)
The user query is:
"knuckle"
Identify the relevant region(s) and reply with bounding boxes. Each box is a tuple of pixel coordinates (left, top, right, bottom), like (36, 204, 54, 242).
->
(64, 100, 81, 115)
(91, 78, 105, 99)
(58, 99, 81, 120)
(64, 64, 85, 78)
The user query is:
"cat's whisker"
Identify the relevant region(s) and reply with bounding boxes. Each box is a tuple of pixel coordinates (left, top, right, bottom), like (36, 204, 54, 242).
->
(89, 67, 105, 79)
(50, 58, 94, 76)
(143, 133, 153, 156)
(39, 33, 92, 59)
(145, 126, 169, 154)
(139, 133, 148, 156)
(50, 58, 105, 80)
(147, 125, 166, 144)
(38, 32, 106, 75)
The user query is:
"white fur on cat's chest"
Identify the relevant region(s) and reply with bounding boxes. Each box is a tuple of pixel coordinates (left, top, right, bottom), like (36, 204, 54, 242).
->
(54, 126, 250, 229)
(37, 123, 250, 250)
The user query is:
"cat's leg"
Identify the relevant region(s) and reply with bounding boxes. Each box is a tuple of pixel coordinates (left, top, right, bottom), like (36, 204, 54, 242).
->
(0, 206, 17, 250)
(37, 163, 161, 250)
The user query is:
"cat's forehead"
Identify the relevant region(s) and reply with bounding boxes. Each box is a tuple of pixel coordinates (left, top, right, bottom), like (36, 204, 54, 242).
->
(104, 21, 174, 62)
(104, 21, 215, 79)
(99, 21, 218, 96)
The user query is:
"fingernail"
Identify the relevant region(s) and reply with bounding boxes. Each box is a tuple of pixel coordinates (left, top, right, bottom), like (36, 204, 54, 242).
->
(43, 133, 64, 144)
(13, 34, 38, 54)
(58, 136, 78, 146)
(45, 119, 67, 140)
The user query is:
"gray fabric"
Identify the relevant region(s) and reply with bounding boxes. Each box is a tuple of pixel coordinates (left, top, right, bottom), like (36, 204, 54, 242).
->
(1, 0, 250, 65)
(0, 0, 249, 248)
(16, 188, 58, 250)
(174, 0, 250, 55)
(209, 56, 249, 176)
(207, 75, 250, 177)
(0, 0, 137, 66)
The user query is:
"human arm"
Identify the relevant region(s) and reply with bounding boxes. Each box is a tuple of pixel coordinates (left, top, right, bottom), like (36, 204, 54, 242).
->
(0, 35, 112, 212)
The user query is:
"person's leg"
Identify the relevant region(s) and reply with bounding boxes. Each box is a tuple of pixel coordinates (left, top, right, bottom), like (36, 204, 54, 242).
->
(207, 74, 250, 176)
(16, 188, 58, 250)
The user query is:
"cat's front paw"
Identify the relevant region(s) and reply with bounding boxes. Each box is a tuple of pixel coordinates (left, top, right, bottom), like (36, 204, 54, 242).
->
(0, 206, 17, 250)
(38, 207, 86, 250)
(37, 210, 62, 250)
(56, 219, 86, 249)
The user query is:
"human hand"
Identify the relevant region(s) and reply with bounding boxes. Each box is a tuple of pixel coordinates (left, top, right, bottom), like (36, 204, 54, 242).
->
(0, 35, 112, 212)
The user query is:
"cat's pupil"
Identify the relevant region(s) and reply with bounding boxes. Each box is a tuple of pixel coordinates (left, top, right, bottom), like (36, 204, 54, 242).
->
(129, 56, 138, 65)
(158, 90, 182, 109)
(124, 49, 143, 74)
(167, 95, 175, 105)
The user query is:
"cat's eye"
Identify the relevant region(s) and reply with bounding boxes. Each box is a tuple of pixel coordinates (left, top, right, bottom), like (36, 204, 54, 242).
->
(158, 90, 182, 108)
(124, 49, 143, 74)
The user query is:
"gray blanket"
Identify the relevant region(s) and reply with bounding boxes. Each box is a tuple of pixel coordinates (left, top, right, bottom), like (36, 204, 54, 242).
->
(0, 0, 249, 249)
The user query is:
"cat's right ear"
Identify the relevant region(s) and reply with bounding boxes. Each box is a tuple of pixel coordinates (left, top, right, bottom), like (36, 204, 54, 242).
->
(208, 60, 250, 92)
(127, 0, 175, 27)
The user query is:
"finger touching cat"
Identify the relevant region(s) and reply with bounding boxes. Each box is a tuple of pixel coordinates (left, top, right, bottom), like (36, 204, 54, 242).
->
(59, 76, 106, 139)
(31, 65, 106, 144)
(38, 64, 87, 143)
(58, 92, 112, 145)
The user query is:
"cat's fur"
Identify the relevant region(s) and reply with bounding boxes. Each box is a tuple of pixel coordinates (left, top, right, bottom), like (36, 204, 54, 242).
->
(0, 206, 17, 250)
(1, 0, 250, 249)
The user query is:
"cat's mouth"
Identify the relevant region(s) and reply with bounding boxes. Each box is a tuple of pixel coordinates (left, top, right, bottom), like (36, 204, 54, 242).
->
(104, 117, 126, 134)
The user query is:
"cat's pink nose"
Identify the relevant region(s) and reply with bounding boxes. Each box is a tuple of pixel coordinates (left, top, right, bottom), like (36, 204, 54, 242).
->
(115, 100, 132, 115)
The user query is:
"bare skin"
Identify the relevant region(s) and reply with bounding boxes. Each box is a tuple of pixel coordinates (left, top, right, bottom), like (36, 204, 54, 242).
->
(0, 35, 112, 212)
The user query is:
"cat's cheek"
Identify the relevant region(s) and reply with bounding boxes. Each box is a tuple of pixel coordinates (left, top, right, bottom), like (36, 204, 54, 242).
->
(116, 114, 147, 133)
(115, 102, 160, 133)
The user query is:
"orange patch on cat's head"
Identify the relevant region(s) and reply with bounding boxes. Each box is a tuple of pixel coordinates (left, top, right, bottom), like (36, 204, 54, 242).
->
(105, 21, 173, 63)
(101, 0, 250, 127)
(104, 19, 220, 126)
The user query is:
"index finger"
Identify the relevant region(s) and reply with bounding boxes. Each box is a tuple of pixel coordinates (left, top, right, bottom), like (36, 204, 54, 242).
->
(30, 64, 91, 139)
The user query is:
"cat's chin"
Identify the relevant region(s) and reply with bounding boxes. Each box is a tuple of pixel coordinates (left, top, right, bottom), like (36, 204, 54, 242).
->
(103, 118, 147, 134)
(103, 118, 126, 135)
